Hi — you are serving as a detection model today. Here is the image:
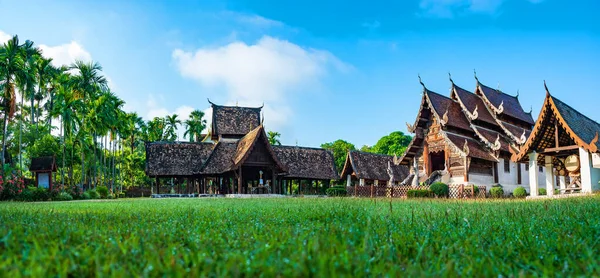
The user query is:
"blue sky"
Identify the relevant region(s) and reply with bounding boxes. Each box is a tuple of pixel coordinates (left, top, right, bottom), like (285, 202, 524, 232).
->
(1, 0, 599, 148)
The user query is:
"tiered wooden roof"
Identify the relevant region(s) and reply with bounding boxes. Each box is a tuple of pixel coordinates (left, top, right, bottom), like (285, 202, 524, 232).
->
(340, 151, 410, 181)
(209, 100, 262, 140)
(401, 74, 535, 165)
(147, 108, 338, 181)
(512, 84, 600, 163)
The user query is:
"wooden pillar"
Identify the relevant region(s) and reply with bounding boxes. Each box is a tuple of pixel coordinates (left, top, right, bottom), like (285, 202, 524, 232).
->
(238, 168, 242, 194)
(372, 180, 377, 198)
(464, 157, 470, 182)
(272, 168, 276, 194)
(424, 142, 430, 176)
(155, 177, 159, 194)
(298, 179, 301, 195)
(494, 162, 499, 184)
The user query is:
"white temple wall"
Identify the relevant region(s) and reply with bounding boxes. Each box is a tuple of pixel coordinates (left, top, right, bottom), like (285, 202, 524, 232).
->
(468, 173, 494, 187)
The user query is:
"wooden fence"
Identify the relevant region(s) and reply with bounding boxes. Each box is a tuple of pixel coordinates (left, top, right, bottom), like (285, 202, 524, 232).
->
(347, 184, 487, 199)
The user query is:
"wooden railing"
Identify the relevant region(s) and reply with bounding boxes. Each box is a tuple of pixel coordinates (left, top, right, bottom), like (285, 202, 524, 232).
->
(347, 185, 487, 199)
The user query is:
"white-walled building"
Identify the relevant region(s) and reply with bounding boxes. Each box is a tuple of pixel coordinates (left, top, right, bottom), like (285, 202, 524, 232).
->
(512, 86, 600, 196)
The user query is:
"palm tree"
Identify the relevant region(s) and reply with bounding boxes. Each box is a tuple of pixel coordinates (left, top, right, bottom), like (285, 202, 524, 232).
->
(69, 60, 107, 186)
(147, 117, 167, 142)
(0, 35, 25, 166)
(267, 131, 282, 145)
(165, 114, 181, 141)
(16, 39, 40, 171)
(34, 56, 55, 130)
(183, 109, 207, 142)
(51, 75, 83, 186)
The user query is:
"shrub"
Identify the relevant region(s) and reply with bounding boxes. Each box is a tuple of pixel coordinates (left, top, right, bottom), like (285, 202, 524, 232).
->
(118, 192, 126, 199)
(513, 186, 527, 198)
(430, 182, 449, 197)
(326, 186, 347, 197)
(96, 186, 109, 198)
(82, 191, 91, 200)
(87, 189, 100, 199)
(539, 188, 547, 196)
(407, 189, 432, 198)
(490, 187, 504, 198)
(54, 192, 73, 201)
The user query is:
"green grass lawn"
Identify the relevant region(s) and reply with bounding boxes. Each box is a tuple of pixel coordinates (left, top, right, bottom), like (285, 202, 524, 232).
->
(1, 196, 600, 277)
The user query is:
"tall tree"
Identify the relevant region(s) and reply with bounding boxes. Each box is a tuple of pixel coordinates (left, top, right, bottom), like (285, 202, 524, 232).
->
(370, 131, 412, 156)
(69, 60, 107, 186)
(16, 39, 40, 170)
(165, 114, 181, 141)
(267, 131, 282, 145)
(183, 110, 206, 142)
(321, 139, 356, 174)
(0, 35, 25, 166)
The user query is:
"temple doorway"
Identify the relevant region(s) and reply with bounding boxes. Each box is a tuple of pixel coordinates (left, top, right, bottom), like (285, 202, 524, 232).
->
(430, 151, 446, 172)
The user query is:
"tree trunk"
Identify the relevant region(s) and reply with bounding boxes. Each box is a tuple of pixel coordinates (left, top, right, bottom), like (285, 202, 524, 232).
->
(1, 110, 9, 167)
(19, 88, 24, 171)
(61, 115, 65, 186)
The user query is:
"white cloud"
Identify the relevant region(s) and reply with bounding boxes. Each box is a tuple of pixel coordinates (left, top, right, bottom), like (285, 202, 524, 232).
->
(419, 0, 544, 17)
(39, 41, 92, 67)
(171, 35, 349, 130)
(0, 30, 10, 44)
(218, 11, 284, 29)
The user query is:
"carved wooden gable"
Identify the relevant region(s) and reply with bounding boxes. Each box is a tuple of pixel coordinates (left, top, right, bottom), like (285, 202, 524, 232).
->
(426, 117, 446, 153)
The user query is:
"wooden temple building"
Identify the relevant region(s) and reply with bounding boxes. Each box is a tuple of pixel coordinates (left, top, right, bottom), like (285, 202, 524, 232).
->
(145, 101, 339, 195)
(29, 156, 57, 190)
(511, 84, 600, 196)
(400, 73, 546, 193)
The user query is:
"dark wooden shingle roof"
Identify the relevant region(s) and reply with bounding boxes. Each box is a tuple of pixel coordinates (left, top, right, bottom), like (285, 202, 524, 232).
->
(211, 102, 261, 138)
(452, 84, 498, 126)
(340, 151, 410, 181)
(273, 146, 338, 180)
(426, 90, 473, 132)
(145, 142, 214, 176)
(477, 82, 534, 125)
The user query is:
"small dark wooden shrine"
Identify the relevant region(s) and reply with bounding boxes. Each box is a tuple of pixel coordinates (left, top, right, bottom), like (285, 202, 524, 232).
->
(29, 156, 58, 190)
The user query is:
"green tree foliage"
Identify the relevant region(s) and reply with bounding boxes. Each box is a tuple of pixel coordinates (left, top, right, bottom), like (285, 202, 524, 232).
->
(184, 110, 207, 142)
(267, 131, 281, 145)
(321, 140, 355, 173)
(370, 131, 412, 156)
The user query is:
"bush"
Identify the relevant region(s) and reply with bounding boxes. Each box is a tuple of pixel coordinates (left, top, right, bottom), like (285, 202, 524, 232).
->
(326, 186, 347, 197)
(490, 187, 504, 198)
(407, 189, 432, 198)
(54, 192, 73, 201)
(430, 182, 449, 197)
(539, 188, 547, 196)
(513, 186, 527, 198)
(82, 191, 91, 200)
(96, 186, 109, 198)
(118, 192, 126, 199)
(87, 189, 100, 199)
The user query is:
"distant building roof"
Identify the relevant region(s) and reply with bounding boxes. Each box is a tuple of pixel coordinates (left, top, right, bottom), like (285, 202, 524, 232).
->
(340, 151, 410, 181)
(145, 142, 213, 177)
(273, 145, 338, 180)
(29, 156, 57, 172)
(210, 101, 262, 139)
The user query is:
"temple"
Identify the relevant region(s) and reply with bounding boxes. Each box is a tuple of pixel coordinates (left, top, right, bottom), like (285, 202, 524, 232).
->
(145, 101, 339, 195)
(511, 83, 600, 196)
(400, 73, 545, 193)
